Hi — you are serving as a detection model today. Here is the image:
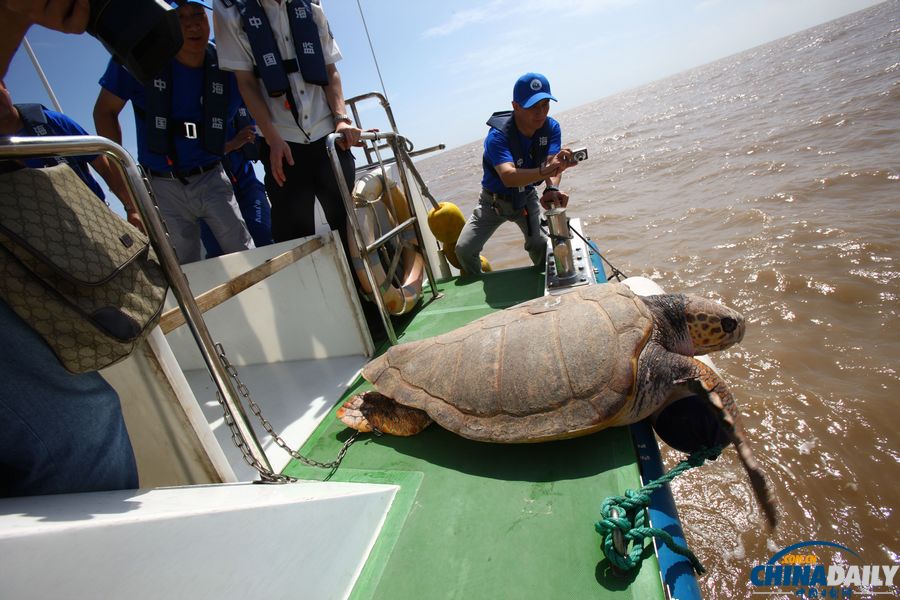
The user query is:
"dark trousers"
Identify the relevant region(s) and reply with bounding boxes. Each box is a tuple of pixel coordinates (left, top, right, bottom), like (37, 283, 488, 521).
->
(259, 137, 355, 251)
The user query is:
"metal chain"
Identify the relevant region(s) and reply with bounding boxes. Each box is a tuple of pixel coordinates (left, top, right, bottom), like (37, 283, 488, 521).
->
(214, 343, 362, 482)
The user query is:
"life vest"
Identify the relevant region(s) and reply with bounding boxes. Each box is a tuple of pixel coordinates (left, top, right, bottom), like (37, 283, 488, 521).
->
(223, 0, 328, 139)
(225, 0, 328, 94)
(348, 172, 425, 316)
(482, 111, 552, 210)
(143, 45, 229, 159)
(14, 103, 105, 200)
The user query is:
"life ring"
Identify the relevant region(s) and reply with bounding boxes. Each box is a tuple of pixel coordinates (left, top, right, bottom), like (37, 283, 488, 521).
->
(347, 172, 425, 316)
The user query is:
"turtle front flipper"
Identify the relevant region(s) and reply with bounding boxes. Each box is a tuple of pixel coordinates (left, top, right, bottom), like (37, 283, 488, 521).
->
(650, 357, 779, 530)
(337, 391, 433, 436)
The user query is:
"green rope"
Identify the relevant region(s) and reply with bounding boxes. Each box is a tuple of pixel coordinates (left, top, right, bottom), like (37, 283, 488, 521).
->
(594, 445, 723, 576)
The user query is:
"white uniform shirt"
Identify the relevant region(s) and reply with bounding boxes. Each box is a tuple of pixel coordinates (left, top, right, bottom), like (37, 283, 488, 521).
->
(213, 0, 342, 144)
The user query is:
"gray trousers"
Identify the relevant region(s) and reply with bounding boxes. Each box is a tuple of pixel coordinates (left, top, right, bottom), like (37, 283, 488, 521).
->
(150, 164, 254, 264)
(455, 188, 547, 274)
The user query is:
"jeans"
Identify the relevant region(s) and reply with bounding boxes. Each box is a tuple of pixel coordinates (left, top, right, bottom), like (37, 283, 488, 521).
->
(455, 188, 547, 274)
(0, 299, 138, 497)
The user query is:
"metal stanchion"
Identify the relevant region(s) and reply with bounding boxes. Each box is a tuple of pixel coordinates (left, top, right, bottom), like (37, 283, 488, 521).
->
(325, 131, 442, 346)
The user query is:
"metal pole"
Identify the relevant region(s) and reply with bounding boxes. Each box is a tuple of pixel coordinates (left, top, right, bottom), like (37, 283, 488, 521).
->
(387, 135, 441, 300)
(355, 0, 390, 103)
(0, 135, 276, 479)
(326, 132, 399, 344)
(22, 38, 63, 113)
(394, 138, 441, 210)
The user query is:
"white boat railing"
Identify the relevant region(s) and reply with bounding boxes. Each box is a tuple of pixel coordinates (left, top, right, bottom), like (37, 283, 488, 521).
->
(345, 91, 445, 171)
(326, 128, 443, 345)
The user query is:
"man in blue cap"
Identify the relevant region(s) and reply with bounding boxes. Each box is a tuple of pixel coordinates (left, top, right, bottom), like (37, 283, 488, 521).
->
(93, 0, 256, 264)
(455, 72, 577, 275)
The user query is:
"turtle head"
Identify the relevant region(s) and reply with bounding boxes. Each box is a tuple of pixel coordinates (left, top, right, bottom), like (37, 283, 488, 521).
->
(683, 295, 745, 354)
(643, 294, 746, 356)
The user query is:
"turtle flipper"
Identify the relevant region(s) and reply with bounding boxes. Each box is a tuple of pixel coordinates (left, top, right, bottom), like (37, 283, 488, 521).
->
(337, 391, 433, 436)
(676, 368, 778, 530)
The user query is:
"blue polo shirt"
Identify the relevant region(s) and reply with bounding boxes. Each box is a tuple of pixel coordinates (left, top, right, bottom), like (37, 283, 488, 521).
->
(17, 108, 106, 201)
(98, 57, 241, 173)
(481, 116, 561, 194)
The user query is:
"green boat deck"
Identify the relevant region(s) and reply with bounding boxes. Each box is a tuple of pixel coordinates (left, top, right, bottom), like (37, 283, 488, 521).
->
(286, 268, 664, 600)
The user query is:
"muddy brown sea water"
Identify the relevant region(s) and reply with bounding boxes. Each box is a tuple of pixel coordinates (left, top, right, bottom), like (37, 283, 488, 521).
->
(416, 2, 899, 597)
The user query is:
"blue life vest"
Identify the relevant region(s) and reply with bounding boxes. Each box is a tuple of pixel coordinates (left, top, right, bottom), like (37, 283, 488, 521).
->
(225, 0, 328, 93)
(482, 111, 552, 210)
(222, 0, 328, 139)
(144, 45, 229, 159)
(15, 103, 106, 200)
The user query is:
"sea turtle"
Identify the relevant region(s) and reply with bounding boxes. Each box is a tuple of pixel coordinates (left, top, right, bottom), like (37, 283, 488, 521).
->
(338, 282, 777, 527)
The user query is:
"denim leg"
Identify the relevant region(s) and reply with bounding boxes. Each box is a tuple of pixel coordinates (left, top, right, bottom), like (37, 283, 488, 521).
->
(201, 177, 272, 259)
(455, 192, 505, 274)
(239, 180, 273, 248)
(0, 300, 138, 497)
(200, 219, 221, 258)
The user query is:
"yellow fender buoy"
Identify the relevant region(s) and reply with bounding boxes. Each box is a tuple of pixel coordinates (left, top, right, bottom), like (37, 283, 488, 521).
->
(427, 201, 465, 244)
(427, 201, 491, 273)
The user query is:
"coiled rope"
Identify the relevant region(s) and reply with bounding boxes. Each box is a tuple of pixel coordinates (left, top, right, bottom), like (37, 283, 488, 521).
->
(594, 445, 724, 575)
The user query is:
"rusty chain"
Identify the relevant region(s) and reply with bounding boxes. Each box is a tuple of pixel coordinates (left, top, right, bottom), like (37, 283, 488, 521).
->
(214, 343, 361, 482)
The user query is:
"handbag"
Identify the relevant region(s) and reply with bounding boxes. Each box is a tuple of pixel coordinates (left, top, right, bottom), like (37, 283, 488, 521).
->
(0, 164, 169, 373)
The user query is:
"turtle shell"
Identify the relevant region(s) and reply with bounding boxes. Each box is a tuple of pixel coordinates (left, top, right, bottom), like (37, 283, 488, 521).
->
(362, 283, 655, 443)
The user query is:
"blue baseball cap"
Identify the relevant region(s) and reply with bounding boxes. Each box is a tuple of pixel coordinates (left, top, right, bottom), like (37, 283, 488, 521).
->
(513, 73, 557, 108)
(168, 0, 212, 9)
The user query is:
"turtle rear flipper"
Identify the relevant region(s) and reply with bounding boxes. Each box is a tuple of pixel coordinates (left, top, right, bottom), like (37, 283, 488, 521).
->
(672, 372, 779, 530)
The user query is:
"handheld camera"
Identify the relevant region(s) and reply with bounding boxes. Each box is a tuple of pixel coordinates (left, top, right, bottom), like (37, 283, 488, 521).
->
(88, 0, 184, 84)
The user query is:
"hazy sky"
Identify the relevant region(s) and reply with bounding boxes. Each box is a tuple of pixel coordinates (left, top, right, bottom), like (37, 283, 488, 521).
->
(5, 0, 882, 199)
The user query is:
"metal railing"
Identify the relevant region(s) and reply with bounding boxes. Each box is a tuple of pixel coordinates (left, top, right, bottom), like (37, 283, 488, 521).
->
(0, 135, 275, 480)
(345, 92, 445, 171)
(330, 92, 450, 345)
(327, 129, 442, 344)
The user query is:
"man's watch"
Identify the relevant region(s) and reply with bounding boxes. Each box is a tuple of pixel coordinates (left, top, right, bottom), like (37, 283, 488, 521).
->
(543, 185, 560, 195)
(333, 113, 352, 126)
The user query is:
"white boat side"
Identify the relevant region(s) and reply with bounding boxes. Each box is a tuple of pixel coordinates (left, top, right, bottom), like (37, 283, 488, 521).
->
(2, 204, 421, 599)
(0, 482, 398, 600)
(100, 229, 376, 485)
